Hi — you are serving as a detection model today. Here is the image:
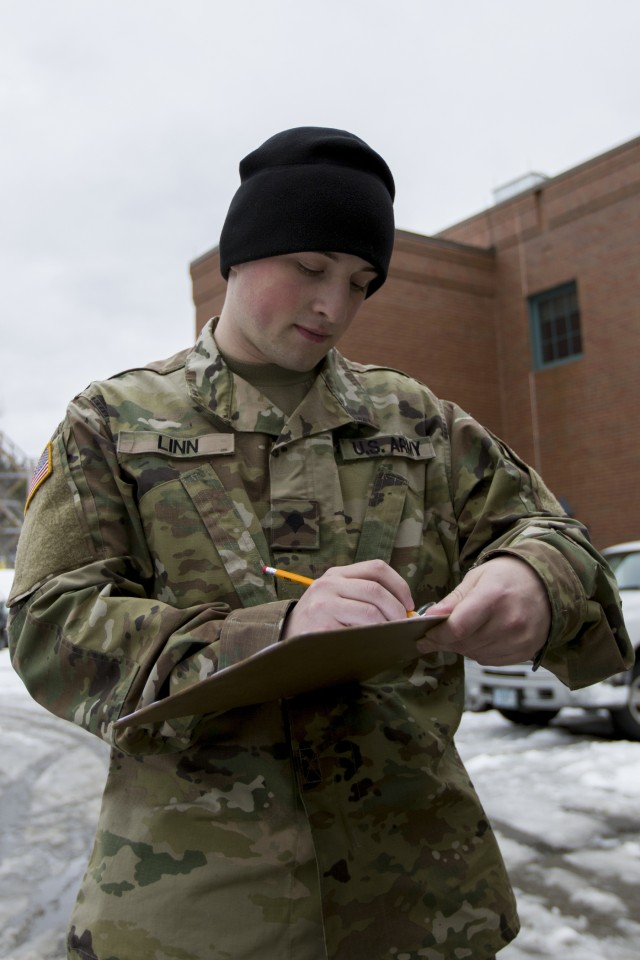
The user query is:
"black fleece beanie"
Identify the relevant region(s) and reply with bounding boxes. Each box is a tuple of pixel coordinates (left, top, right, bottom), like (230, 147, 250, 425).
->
(219, 126, 395, 298)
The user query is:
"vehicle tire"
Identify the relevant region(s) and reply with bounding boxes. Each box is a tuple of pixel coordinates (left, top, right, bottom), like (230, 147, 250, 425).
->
(497, 708, 559, 726)
(609, 659, 640, 741)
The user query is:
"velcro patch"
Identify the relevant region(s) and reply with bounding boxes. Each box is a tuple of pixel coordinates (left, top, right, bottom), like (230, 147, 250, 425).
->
(270, 499, 320, 550)
(24, 442, 53, 513)
(118, 431, 235, 457)
(340, 436, 435, 461)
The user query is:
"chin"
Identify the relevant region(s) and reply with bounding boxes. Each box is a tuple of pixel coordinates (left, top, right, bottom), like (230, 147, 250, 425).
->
(289, 354, 324, 373)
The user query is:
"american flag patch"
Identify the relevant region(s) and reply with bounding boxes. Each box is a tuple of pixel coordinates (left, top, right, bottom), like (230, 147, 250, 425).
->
(24, 442, 53, 514)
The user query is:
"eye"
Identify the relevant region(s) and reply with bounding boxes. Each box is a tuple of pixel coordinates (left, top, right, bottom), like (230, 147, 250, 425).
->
(297, 261, 324, 278)
(350, 277, 370, 294)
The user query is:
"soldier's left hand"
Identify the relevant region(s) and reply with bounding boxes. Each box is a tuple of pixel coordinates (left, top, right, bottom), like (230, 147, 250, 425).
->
(416, 556, 551, 665)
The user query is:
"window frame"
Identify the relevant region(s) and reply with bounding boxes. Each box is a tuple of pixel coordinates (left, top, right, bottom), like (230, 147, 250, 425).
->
(528, 280, 583, 371)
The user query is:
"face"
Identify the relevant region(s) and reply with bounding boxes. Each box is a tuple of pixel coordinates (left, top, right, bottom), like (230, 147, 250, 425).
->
(214, 252, 377, 370)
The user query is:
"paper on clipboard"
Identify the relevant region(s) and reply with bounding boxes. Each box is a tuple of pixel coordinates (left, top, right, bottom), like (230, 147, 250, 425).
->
(114, 614, 448, 729)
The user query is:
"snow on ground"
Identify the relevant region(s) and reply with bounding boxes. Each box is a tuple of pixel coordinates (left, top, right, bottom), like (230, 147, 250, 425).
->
(1, 647, 639, 960)
(457, 710, 640, 959)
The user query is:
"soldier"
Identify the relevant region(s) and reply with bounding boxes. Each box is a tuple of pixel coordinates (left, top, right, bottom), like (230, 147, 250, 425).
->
(8, 127, 633, 960)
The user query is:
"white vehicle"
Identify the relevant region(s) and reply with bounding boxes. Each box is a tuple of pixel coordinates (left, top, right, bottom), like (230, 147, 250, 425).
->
(464, 541, 640, 740)
(0, 568, 14, 650)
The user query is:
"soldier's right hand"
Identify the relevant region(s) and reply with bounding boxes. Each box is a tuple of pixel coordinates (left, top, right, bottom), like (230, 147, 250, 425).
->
(281, 559, 413, 640)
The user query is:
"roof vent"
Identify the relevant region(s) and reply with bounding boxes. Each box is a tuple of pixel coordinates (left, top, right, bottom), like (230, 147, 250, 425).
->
(493, 172, 549, 205)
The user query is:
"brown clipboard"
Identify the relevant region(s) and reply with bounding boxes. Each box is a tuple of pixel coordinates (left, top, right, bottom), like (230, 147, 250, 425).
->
(114, 614, 448, 728)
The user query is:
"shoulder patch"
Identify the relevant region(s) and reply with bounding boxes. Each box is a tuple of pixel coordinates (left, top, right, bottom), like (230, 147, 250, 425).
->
(24, 442, 53, 513)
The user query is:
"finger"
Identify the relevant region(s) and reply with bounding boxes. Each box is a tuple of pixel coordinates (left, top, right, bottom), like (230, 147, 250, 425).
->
(333, 594, 408, 628)
(427, 564, 487, 617)
(314, 576, 409, 623)
(322, 560, 413, 610)
(286, 581, 407, 638)
(428, 589, 493, 648)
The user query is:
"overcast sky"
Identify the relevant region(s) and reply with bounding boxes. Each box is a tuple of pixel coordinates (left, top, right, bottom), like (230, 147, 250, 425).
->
(1, 0, 639, 459)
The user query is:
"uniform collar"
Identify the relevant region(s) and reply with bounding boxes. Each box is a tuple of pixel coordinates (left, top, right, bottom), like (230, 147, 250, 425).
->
(185, 318, 379, 440)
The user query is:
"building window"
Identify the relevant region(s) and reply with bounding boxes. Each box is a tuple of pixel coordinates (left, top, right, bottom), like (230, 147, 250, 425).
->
(529, 281, 582, 369)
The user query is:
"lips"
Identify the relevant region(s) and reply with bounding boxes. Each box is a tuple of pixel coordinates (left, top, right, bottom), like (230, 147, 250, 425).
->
(294, 324, 331, 344)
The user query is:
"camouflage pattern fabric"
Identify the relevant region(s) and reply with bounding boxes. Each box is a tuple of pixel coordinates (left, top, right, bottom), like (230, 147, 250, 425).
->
(9, 318, 632, 960)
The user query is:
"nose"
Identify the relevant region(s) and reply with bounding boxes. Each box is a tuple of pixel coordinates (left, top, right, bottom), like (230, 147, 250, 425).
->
(312, 279, 351, 325)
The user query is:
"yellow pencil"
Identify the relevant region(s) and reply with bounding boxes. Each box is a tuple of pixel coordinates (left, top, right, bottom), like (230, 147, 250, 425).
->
(262, 564, 417, 616)
(262, 564, 315, 587)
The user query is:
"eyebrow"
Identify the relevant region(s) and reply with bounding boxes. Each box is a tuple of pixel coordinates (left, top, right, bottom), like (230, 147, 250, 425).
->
(321, 251, 378, 274)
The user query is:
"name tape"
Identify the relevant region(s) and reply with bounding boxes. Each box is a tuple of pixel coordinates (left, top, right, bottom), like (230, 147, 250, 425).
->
(340, 436, 435, 461)
(118, 432, 235, 457)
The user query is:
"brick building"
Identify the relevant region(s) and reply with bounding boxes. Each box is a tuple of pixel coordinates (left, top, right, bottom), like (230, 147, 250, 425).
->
(190, 136, 640, 549)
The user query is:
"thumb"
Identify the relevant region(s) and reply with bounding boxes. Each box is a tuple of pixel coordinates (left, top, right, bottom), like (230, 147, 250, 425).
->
(427, 569, 481, 616)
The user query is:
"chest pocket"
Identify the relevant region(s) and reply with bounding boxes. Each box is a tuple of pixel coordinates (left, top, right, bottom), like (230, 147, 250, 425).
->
(354, 466, 409, 565)
(181, 464, 275, 608)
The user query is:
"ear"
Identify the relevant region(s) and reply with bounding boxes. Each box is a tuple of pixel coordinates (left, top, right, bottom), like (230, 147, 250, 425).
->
(224, 265, 240, 290)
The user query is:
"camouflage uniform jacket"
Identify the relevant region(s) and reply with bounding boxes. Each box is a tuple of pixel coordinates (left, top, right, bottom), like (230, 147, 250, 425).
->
(9, 319, 632, 960)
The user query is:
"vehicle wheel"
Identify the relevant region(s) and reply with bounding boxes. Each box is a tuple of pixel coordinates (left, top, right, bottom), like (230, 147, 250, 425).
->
(497, 708, 559, 726)
(610, 659, 640, 741)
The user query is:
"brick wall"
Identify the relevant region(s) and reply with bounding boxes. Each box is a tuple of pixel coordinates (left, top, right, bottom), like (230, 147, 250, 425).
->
(439, 136, 640, 547)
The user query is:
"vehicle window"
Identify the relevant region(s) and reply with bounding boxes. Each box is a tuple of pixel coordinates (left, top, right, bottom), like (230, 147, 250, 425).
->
(606, 551, 640, 589)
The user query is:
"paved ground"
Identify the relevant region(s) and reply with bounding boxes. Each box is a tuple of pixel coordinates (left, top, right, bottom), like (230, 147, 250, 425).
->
(2, 648, 639, 960)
